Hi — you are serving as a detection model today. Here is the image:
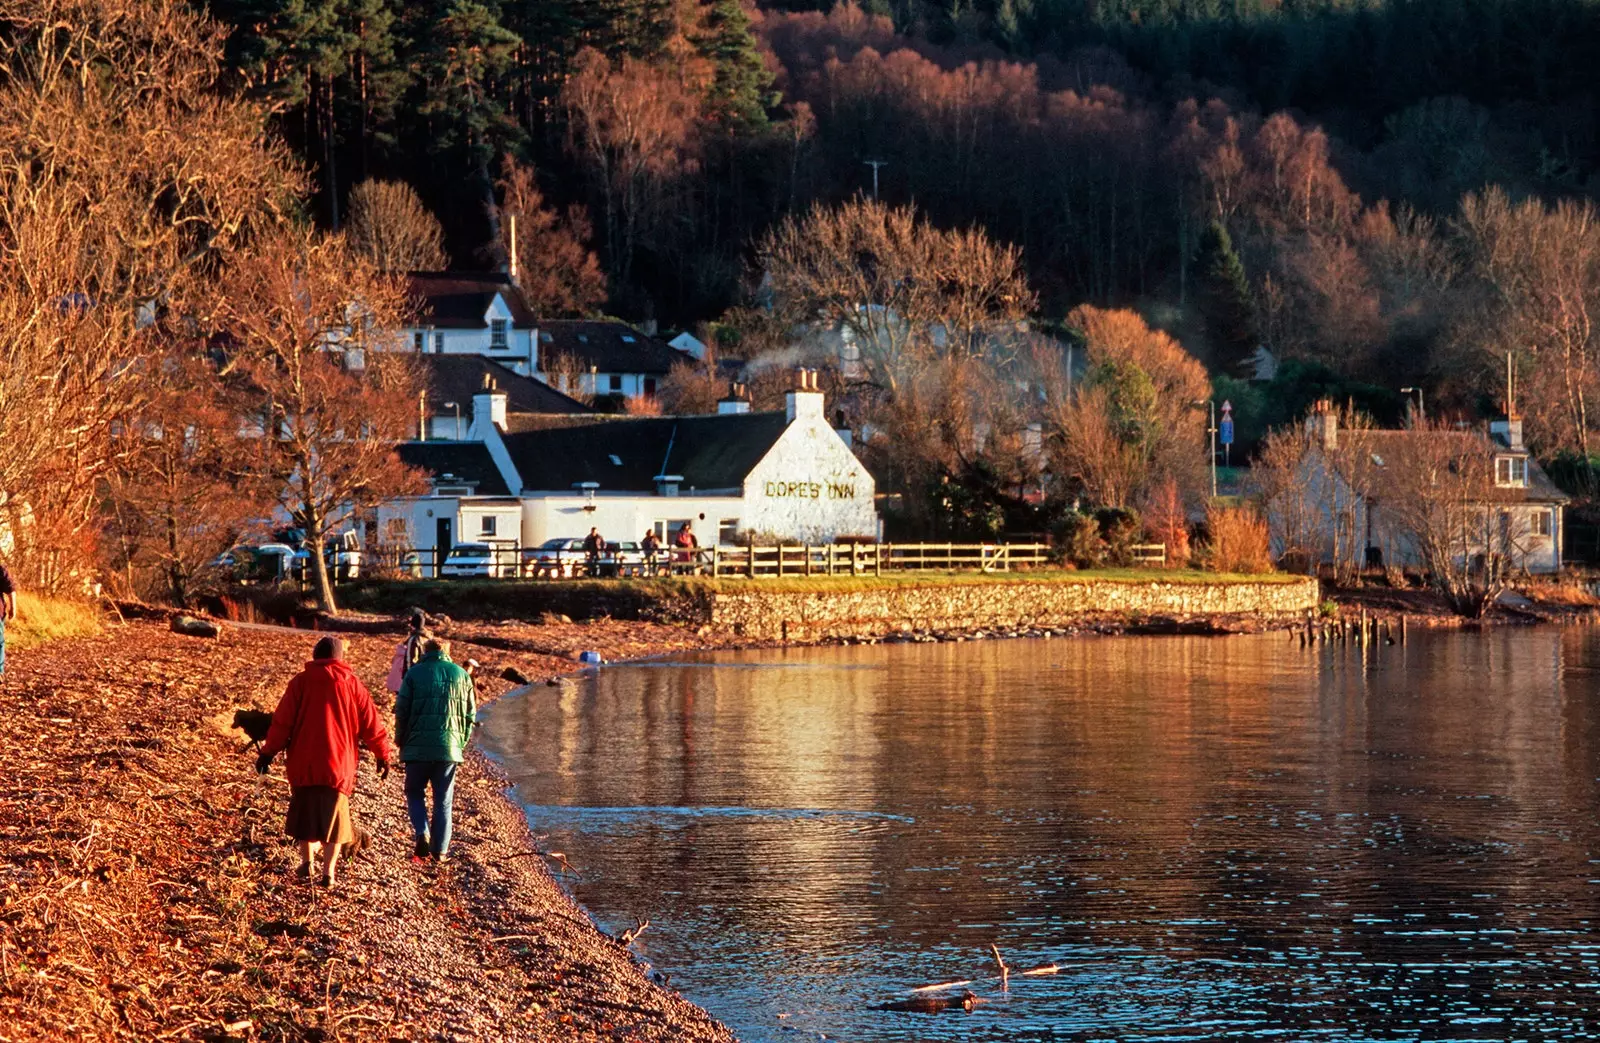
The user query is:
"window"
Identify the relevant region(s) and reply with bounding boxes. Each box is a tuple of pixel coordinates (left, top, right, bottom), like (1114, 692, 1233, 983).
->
(1496, 455, 1528, 487)
(413, 331, 424, 352)
(490, 319, 508, 349)
(480, 515, 497, 537)
(1534, 509, 1553, 538)
(621, 334, 636, 343)
(434, 333, 444, 354)
(718, 518, 741, 545)
(609, 374, 622, 392)
(643, 377, 657, 397)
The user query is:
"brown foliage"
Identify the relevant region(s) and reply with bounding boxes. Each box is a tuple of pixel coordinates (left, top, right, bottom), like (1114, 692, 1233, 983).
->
(1143, 477, 1191, 568)
(206, 228, 426, 613)
(345, 179, 449, 271)
(495, 158, 607, 317)
(562, 49, 700, 289)
(1039, 306, 1210, 508)
(0, 0, 298, 591)
(1204, 506, 1273, 574)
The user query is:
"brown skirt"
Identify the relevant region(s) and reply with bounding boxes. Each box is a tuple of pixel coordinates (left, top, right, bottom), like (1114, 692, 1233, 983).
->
(285, 785, 356, 846)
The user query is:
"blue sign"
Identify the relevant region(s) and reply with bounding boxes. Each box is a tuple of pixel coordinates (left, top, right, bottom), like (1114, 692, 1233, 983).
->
(1219, 417, 1234, 446)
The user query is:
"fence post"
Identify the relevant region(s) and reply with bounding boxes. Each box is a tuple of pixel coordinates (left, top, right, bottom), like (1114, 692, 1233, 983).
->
(828, 543, 836, 576)
(777, 543, 785, 578)
(804, 544, 812, 576)
(874, 542, 882, 576)
(711, 546, 719, 577)
(747, 534, 756, 579)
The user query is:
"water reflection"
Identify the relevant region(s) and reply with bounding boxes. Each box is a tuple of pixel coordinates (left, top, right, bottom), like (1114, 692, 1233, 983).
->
(480, 629, 1600, 1041)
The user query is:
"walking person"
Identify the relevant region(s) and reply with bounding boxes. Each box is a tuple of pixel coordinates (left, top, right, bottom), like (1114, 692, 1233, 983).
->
(394, 639, 476, 863)
(385, 608, 431, 695)
(0, 557, 14, 679)
(256, 636, 392, 887)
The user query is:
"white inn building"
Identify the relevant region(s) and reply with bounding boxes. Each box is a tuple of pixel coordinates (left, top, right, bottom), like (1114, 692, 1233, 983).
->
(378, 372, 878, 559)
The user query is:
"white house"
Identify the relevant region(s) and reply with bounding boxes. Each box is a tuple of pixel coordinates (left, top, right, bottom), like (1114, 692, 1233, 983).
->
(1273, 406, 1569, 575)
(378, 370, 879, 560)
(667, 330, 708, 360)
(401, 272, 540, 376)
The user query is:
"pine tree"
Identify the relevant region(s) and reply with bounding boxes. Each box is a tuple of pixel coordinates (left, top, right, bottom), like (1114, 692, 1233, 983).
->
(1195, 220, 1259, 379)
(695, 0, 777, 132)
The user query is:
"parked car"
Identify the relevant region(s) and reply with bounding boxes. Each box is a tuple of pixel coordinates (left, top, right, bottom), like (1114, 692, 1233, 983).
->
(212, 542, 304, 583)
(521, 538, 580, 578)
(610, 541, 647, 576)
(324, 530, 362, 580)
(440, 542, 509, 579)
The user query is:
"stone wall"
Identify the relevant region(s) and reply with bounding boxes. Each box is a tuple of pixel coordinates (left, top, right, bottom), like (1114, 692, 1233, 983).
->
(707, 577, 1321, 641)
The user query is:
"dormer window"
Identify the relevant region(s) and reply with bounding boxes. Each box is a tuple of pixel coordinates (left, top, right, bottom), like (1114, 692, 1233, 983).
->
(1496, 455, 1527, 487)
(490, 319, 508, 349)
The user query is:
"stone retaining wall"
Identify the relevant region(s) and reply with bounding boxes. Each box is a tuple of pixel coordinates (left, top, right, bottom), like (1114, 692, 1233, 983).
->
(708, 577, 1321, 641)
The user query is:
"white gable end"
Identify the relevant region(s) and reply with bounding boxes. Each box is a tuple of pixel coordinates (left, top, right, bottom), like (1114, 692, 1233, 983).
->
(742, 415, 877, 543)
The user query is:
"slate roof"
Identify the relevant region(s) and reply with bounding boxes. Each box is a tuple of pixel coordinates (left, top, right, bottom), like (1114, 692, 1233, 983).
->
(404, 272, 535, 329)
(538, 320, 690, 376)
(418, 355, 591, 416)
(397, 442, 512, 497)
(501, 412, 790, 493)
(1329, 429, 1569, 505)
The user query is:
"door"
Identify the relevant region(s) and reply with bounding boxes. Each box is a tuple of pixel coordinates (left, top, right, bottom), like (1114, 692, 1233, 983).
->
(435, 517, 453, 577)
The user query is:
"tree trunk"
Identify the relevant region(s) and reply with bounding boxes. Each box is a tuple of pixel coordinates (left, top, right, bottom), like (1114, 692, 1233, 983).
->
(305, 505, 339, 615)
(164, 503, 187, 608)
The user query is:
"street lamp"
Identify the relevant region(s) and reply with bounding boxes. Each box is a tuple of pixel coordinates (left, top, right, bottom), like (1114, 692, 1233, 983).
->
(442, 400, 461, 440)
(1192, 399, 1218, 499)
(1401, 387, 1424, 427)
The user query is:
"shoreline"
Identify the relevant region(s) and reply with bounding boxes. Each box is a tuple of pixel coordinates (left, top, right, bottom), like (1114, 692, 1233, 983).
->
(7, 594, 1596, 1040)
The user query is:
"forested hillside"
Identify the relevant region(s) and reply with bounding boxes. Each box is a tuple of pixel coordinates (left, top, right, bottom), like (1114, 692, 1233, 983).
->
(199, 0, 1600, 458)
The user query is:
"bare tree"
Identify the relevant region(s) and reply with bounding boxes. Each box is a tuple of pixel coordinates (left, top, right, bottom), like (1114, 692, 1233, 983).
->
(757, 198, 1036, 393)
(345, 179, 449, 271)
(0, 0, 297, 589)
(207, 227, 425, 614)
(494, 158, 607, 316)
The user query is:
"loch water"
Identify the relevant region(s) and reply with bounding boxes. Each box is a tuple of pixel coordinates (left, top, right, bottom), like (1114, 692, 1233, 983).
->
(479, 629, 1600, 1041)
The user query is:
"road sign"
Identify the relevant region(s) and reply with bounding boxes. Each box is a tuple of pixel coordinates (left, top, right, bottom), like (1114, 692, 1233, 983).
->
(1219, 416, 1234, 446)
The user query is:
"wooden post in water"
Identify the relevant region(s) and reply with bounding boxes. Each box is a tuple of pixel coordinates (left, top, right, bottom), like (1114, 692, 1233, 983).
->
(1400, 614, 1408, 644)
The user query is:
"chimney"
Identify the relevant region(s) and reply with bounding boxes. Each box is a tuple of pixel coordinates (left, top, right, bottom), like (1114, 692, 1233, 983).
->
(1305, 399, 1337, 451)
(472, 380, 508, 434)
(1490, 414, 1523, 449)
(529, 326, 540, 377)
(785, 368, 824, 425)
(717, 382, 751, 415)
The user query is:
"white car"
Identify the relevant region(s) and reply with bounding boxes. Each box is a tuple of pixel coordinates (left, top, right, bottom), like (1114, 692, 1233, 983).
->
(440, 542, 508, 579)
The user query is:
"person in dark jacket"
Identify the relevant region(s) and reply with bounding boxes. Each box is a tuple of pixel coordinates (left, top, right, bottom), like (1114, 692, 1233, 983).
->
(0, 558, 15, 679)
(385, 607, 431, 695)
(257, 636, 392, 886)
(583, 527, 604, 577)
(394, 639, 476, 862)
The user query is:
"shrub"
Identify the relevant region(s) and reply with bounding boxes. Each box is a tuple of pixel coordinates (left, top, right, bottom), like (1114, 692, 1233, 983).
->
(1095, 507, 1142, 566)
(1205, 506, 1273, 574)
(1059, 512, 1106, 568)
(1143, 478, 1191, 568)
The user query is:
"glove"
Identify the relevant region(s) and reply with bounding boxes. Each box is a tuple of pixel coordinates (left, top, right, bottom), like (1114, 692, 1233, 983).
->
(375, 758, 391, 782)
(255, 752, 272, 776)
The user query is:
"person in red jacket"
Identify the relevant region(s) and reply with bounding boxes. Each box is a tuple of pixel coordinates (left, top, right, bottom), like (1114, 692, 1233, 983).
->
(257, 636, 392, 886)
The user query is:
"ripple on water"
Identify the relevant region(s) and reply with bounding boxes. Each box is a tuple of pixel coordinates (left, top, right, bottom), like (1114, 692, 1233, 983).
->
(479, 630, 1600, 1042)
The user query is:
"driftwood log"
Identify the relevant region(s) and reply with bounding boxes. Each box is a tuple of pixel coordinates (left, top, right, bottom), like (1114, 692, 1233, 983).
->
(877, 990, 980, 1014)
(171, 615, 222, 639)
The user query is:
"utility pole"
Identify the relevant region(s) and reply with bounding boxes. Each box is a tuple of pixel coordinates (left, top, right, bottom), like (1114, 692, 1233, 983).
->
(863, 159, 886, 201)
(1401, 386, 1425, 427)
(1209, 399, 1218, 499)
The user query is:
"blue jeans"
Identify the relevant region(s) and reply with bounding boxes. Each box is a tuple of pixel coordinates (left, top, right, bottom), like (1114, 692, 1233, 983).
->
(403, 761, 458, 856)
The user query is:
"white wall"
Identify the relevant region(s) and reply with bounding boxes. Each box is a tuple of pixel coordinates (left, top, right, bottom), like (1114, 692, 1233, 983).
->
(520, 494, 745, 548)
(399, 294, 537, 375)
(566, 371, 660, 399)
(742, 411, 878, 542)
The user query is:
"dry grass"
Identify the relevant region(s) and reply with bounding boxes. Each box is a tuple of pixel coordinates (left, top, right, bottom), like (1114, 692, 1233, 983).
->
(6, 593, 104, 650)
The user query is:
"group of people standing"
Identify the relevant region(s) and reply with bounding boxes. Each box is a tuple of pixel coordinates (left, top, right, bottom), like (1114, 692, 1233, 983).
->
(582, 522, 700, 577)
(254, 609, 475, 886)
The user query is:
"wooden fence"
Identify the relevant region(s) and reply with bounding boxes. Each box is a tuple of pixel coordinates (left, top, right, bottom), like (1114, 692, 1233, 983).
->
(256, 540, 1176, 584)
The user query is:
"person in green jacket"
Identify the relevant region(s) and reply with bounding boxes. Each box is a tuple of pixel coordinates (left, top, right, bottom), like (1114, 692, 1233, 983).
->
(394, 639, 476, 862)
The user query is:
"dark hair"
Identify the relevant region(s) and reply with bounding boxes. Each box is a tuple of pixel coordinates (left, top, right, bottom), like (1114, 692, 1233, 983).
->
(409, 607, 427, 631)
(312, 636, 342, 660)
